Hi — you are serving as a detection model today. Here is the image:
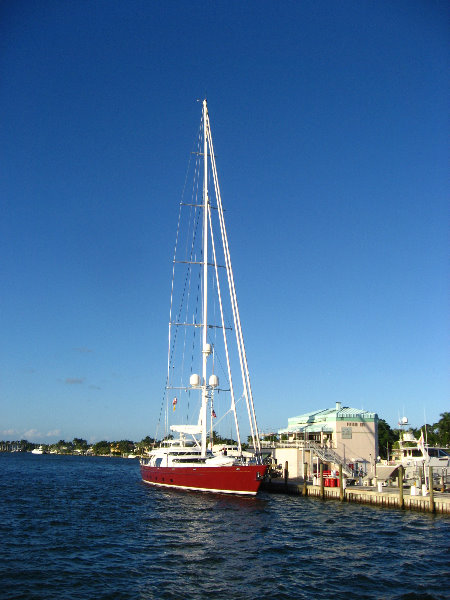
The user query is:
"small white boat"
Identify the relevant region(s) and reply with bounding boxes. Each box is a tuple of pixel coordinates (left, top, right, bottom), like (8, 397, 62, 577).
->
(393, 431, 449, 471)
(378, 430, 450, 482)
(31, 446, 44, 455)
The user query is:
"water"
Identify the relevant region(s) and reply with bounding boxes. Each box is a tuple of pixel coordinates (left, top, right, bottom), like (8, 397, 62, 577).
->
(1, 453, 448, 600)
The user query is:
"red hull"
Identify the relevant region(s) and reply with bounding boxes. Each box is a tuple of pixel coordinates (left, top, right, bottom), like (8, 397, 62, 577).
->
(140, 463, 267, 495)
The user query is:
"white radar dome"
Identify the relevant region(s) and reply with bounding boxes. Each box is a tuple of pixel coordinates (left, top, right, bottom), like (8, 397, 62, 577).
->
(209, 374, 219, 388)
(190, 374, 201, 387)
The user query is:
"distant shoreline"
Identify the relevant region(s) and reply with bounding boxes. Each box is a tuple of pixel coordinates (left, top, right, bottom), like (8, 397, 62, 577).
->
(0, 449, 141, 459)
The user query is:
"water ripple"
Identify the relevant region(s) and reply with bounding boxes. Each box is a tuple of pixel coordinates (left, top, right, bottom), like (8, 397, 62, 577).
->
(0, 453, 448, 600)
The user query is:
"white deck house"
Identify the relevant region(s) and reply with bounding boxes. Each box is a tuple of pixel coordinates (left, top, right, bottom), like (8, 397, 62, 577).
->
(273, 402, 378, 478)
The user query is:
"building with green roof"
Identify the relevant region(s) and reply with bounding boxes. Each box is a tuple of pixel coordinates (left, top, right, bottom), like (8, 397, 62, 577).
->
(274, 402, 378, 478)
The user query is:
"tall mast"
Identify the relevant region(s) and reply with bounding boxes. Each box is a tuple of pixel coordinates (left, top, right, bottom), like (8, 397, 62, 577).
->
(200, 99, 209, 456)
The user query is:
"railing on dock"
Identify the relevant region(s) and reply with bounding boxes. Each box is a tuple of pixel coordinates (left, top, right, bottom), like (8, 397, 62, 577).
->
(261, 439, 354, 477)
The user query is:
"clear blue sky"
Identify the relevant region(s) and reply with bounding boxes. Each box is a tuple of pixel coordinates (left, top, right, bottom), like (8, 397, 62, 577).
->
(1, 1, 448, 443)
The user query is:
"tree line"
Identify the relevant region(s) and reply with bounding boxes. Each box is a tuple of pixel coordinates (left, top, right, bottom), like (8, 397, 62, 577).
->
(0, 436, 156, 455)
(0, 432, 237, 455)
(1, 413, 448, 458)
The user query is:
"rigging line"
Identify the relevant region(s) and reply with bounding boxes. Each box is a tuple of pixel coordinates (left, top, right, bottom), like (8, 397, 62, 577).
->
(208, 343, 229, 385)
(192, 265, 202, 372)
(170, 124, 201, 372)
(211, 406, 235, 429)
(157, 128, 203, 441)
(180, 244, 194, 392)
(206, 111, 258, 452)
(207, 327, 230, 384)
(161, 192, 183, 440)
(181, 242, 201, 402)
(179, 126, 201, 297)
(163, 132, 200, 436)
(184, 266, 202, 425)
(180, 188, 201, 392)
(207, 189, 242, 448)
(211, 272, 218, 381)
(183, 151, 201, 263)
(180, 120, 203, 200)
(167, 206, 201, 377)
(169, 197, 201, 425)
(179, 144, 200, 291)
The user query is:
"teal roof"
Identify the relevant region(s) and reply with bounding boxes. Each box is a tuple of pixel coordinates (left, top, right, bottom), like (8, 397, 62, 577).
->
(280, 405, 377, 434)
(334, 407, 377, 418)
(279, 423, 334, 434)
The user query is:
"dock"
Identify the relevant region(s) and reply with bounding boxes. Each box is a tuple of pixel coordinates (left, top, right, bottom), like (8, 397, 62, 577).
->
(262, 477, 450, 515)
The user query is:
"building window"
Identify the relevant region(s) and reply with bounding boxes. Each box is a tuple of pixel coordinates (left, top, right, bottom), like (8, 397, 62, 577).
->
(342, 427, 352, 439)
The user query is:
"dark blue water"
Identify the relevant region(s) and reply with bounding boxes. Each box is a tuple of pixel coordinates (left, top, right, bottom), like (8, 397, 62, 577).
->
(0, 453, 448, 600)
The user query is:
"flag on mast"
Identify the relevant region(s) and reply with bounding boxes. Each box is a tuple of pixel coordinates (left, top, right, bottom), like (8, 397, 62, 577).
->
(418, 429, 425, 452)
(172, 397, 178, 411)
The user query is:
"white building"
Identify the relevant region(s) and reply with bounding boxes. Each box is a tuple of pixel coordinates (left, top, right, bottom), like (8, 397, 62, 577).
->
(273, 402, 378, 478)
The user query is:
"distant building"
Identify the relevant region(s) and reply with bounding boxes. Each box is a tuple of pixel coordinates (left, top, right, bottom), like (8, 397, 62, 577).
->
(273, 401, 378, 478)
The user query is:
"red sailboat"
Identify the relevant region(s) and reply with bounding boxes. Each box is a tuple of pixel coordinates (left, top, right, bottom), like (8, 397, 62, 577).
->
(140, 100, 267, 494)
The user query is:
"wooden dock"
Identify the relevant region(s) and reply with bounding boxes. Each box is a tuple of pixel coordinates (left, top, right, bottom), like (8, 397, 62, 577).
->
(261, 478, 450, 515)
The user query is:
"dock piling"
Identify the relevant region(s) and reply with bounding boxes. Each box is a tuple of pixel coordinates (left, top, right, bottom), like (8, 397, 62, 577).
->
(429, 466, 435, 513)
(339, 464, 344, 501)
(303, 463, 308, 496)
(398, 465, 404, 509)
(284, 461, 288, 489)
(319, 463, 324, 499)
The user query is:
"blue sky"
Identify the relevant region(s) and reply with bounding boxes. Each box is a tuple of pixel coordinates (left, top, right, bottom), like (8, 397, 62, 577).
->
(1, 1, 448, 443)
